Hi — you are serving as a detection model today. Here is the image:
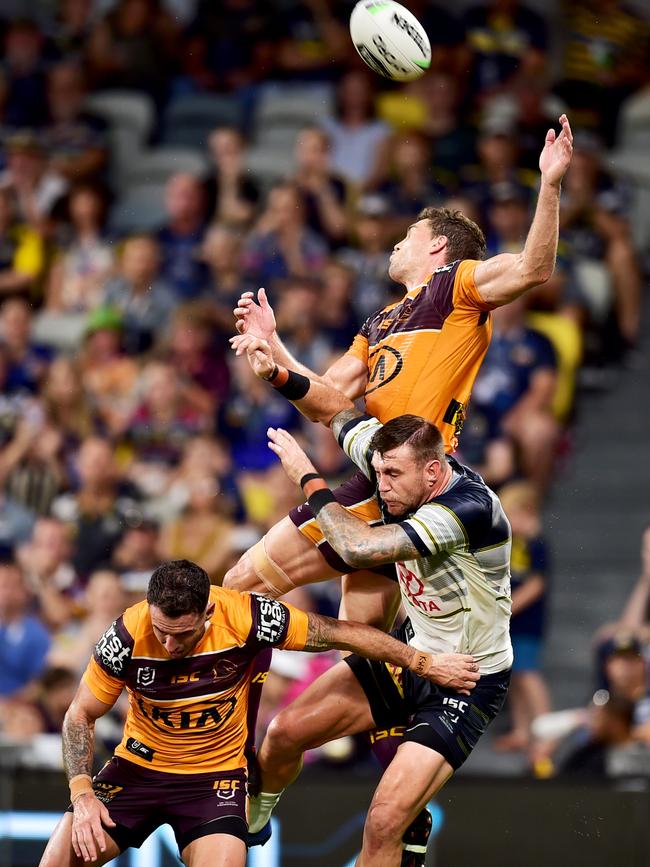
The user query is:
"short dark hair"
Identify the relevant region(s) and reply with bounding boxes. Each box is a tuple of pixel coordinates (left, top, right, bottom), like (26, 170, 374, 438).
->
(147, 560, 210, 617)
(369, 415, 445, 466)
(417, 206, 486, 262)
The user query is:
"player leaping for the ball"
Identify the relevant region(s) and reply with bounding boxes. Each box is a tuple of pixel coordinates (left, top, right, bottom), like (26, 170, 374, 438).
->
(226, 115, 573, 628)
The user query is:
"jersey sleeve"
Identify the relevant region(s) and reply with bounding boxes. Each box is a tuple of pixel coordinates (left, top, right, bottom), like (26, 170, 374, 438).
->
(452, 259, 494, 314)
(82, 656, 124, 705)
(337, 414, 382, 479)
(346, 322, 370, 366)
(248, 594, 309, 651)
(399, 503, 469, 556)
(92, 615, 134, 680)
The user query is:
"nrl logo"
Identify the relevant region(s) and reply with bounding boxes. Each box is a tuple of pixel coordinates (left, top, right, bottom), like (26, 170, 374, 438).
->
(136, 666, 156, 687)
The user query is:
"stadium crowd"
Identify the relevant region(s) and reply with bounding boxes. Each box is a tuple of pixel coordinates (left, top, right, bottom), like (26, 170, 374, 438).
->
(0, 0, 648, 778)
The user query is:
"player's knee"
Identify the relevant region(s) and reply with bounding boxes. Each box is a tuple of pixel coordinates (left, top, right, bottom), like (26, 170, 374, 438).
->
(223, 554, 256, 592)
(364, 801, 406, 849)
(266, 708, 309, 755)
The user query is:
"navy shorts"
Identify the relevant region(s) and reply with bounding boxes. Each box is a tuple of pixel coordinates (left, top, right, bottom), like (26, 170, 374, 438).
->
(346, 620, 510, 770)
(68, 757, 248, 853)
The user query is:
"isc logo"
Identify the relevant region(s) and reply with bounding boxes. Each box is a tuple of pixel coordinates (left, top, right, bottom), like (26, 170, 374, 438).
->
(170, 673, 199, 684)
(214, 778, 242, 800)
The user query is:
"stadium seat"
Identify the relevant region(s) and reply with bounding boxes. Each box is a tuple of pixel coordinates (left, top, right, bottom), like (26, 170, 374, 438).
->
(85, 90, 156, 145)
(161, 95, 244, 148)
(252, 85, 334, 149)
(117, 147, 209, 190)
(616, 88, 650, 152)
(109, 183, 167, 235)
(245, 147, 294, 190)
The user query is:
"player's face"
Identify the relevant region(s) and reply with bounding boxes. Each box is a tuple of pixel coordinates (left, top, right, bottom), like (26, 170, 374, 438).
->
(388, 220, 435, 283)
(150, 604, 214, 658)
(371, 445, 434, 516)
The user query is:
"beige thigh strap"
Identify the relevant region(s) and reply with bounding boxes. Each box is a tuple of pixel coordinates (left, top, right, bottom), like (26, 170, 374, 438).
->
(249, 537, 297, 598)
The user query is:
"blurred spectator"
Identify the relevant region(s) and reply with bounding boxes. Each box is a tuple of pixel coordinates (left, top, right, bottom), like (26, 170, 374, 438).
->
(461, 0, 548, 103)
(274, 277, 333, 373)
(159, 474, 235, 584)
(17, 517, 77, 630)
(46, 183, 114, 313)
(560, 132, 642, 352)
(110, 522, 161, 598)
(495, 482, 551, 754)
(616, 527, 650, 639)
(273, 0, 350, 80)
(204, 127, 260, 227)
(321, 70, 391, 187)
(87, 0, 178, 106)
(166, 302, 231, 417)
(199, 223, 247, 329)
(32, 666, 77, 733)
(2, 19, 49, 128)
(0, 131, 68, 231)
(338, 193, 398, 320)
(125, 359, 212, 498)
(464, 297, 559, 493)
(156, 174, 210, 301)
(101, 234, 174, 353)
(556, 0, 650, 145)
(0, 185, 45, 299)
(41, 356, 95, 460)
(291, 126, 348, 248)
(378, 132, 447, 235)
(0, 558, 50, 697)
(78, 306, 139, 434)
(51, 0, 95, 57)
(49, 569, 127, 674)
(317, 261, 360, 351)
(51, 437, 142, 581)
(0, 296, 52, 395)
(558, 693, 637, 777)
(242, 182, 328, 284)
(0, 344, 26, 444)
(43, 61, 109, 183)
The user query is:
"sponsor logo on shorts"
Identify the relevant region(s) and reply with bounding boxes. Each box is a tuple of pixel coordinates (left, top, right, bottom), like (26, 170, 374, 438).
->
(95, 620, 131, 676)
(441, 696, 469, 726)
(126, 737, 156, 762)
(136, 666, 156, 688)
(135, 696, 237, 732)
(253, 596, 287, 644)
(92, 782, 124, 803)
(213, 778, 245, 802)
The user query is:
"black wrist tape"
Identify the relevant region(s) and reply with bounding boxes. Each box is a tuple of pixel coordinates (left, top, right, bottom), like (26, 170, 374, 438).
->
(273, 370, 311, 400)
(300, 472, 323, 489)
(308, 488, 336, 517)
(263, 364, 280, 382)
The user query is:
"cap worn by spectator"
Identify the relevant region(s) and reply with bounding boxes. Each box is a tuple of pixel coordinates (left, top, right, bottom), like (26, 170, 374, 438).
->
(599, 633, 643, 661)
(4, 130, 44, 156)
(84, 306, 124, 337)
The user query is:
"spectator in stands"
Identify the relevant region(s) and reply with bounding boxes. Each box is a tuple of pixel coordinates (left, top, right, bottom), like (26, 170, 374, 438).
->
(78, 306, 139, 434)
(465, 296, 559, 493)
(101, 234, 174, 353)
(51, 0, 95, 57)
(110, 522, 161, 599)
(0, 344, 26, 446)
(615, 527, 650, 639)
(291, 126, 348, 249)
(338, 193, 399, 320)
(0, 132, 68, 232)
(559, 693, 637, 777)
(0, 297, 51, 395)
(46, 183, 114, 313)
(0, 186, 45, 300)
(170, 32, 220, 98)
(0, 558, 50, 697)
(273, 0, 350, 80)
(274, 277, 333, 373)
(560, 132, 642, 353)
(156, 173, 209, 301)
(49, 569, 127, 675)
(242, 182, 328, 284)
(51, 437, 142, 581)
(495, 481, 552, 754)
(2, 19, 49, 129)
(317, 261, 360, 351)
(204, 127, 260, 227)
(43, 61, 109, 184)
(41, 356, 95, 462)
(17, 517, 77, 630)
(461, 0, 548, 104)
(200, 223, 247, 330)
(32, 666, 77, 733)
(321, 69, 391, 187)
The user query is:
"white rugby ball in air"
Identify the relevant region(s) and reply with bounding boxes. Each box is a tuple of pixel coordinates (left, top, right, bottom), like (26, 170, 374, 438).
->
(350, 0, 431, 82)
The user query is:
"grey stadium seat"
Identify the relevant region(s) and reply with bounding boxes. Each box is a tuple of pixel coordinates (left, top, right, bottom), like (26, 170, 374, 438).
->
(161, 95, 244, 148)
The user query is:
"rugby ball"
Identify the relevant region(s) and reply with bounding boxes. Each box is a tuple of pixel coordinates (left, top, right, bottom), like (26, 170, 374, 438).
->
(350, 0, 431, 82)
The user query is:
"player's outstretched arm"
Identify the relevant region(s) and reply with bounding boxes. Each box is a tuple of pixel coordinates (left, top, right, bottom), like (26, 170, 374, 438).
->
(231, 287, 368, 400)
(243, 335, 358, 426)
(474, 114, 574, 308)
(63, 681, 117, 863)
(303, 612, 479, 694)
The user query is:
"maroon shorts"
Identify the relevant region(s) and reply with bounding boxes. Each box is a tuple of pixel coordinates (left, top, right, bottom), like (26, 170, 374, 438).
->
(70, 756, 248, 853)
(289, 469, 395, 579)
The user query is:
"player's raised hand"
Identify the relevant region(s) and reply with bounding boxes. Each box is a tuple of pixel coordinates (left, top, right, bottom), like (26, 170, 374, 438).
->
(239, 335, 276, 379)
(539, 114, 573, 188)
(71, 791, 116, 862)
(232, 287, 276, 342)
(267, 427, 317, 485)
(426, 653, 480, 695)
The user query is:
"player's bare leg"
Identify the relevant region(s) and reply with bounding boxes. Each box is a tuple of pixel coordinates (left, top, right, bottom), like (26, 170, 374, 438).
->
(182, 834, 246, 866)
(39, 812, 120, 867)
(357, 743, 453, 867)
(339, 572, 401, 631)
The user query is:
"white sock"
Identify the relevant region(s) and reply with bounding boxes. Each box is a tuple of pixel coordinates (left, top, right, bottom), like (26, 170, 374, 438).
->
(248, 790, 283, 833)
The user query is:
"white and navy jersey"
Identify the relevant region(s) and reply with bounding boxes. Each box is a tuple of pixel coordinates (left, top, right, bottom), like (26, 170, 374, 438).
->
(339, 415, 513, 674)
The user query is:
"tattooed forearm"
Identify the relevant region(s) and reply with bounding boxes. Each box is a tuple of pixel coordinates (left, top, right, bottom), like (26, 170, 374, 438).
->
(317, 502, 420, 569)
(62, 712, 95, 780)
(330, 407, 363, 440)
(304, 613, 415, 669)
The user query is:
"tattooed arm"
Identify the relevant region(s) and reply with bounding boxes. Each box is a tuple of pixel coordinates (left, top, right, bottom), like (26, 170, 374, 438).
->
(318, 504, 419, 570)
(303, 612, 480, 692)
(64, 681, 118, 861)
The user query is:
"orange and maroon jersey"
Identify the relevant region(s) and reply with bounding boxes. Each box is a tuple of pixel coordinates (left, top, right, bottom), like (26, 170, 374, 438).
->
(347, 259, 493, 452)
(83, 586, 309, 775)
